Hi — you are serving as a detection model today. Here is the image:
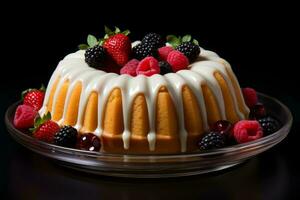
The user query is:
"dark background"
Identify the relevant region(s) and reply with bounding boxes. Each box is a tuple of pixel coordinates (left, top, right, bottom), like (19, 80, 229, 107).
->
(1, 2, 299, 199)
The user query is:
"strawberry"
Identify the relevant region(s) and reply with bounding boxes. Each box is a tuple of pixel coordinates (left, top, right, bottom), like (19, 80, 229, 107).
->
(31, 112, 60, 143)
(13, 104, 38, 129)
(22, 85, 45, 111)
(103, 26, 131, 67)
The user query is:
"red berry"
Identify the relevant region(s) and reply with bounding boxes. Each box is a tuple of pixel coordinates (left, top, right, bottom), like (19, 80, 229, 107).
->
(13, 105, 38, 129)
(103, 33, 131, 66)
(233, 120, 263, 143)
(77, 133, 101, 151)
(242, 87, 258, 108)
(23, 89, 45, 110)
(158, 46, 173, 61)
(211, 120, 233, 136)
(34, 120, 60, 143)
(249, 103, 267, 119)
(167, 50, 189, 72)
(120, 59, 139, 76)
(136, 56, 160, 76)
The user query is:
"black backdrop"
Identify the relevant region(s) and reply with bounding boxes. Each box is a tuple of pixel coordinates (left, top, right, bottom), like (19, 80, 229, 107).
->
(1, 1, 299, 199)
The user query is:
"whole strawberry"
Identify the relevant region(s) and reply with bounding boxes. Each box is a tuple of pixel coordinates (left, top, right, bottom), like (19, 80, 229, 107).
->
(31, 112, 60, 143)
(103, 26, 131, 67)
(22, 85, 45, 111)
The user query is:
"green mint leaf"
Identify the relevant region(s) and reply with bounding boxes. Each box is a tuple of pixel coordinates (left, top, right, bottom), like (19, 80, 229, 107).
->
(182, 35, 192, 42)
(193, 39, 199, 45)
(122, 30, 130, 36)
(78, 44, 89, 50)
(87, 34, 98, 47)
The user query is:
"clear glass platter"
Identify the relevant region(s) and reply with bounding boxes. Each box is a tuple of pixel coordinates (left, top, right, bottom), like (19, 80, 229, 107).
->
(5, 93, 292, 178)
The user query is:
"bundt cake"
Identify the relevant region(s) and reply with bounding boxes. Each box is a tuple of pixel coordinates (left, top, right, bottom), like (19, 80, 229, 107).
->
(39, 43, 249, 154)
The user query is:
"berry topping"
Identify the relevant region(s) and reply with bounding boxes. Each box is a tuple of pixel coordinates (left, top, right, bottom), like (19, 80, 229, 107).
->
(249, 103, 267, 119)
(142, 33, 164, 48)
(54, 126, 78, 147)
(258, 116, 280, 135)
(176, 41, 200, 62)
(120, 59, 139, 76)
(198, 132, 225, 150)
(77, 133, 101, 151)
(158, 46, 174, 61)
(132, 43, 158, 60)
(85, 45, 106, 68)
(159, 61, 173, 75)
(13, 104, 38, 129)
(32, 113, 60, 143)
(103, 26, 131, 66)
(210, 120, 233, 136)
(22, 85, 45, 110)
(242, 87, 258, 108)
(233, 120, 263, 144)
(167, 50, 189, 72)
(136, 56, 160, 76)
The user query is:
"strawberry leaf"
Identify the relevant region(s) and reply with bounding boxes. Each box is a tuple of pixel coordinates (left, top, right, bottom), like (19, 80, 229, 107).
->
(104, 26, 114, 36)
(182, 35, 192, 42)
(87, 34, 98, 47)
(78, 44, 89, 50)
(98, 38, 104, 45)
(40, 84, 46, 92)
(115, 26, 121, 33)
(122, 30, 130, 36)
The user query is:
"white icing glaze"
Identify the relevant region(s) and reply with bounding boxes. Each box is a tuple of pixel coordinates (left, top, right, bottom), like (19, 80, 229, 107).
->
(40, 45, 249, 152)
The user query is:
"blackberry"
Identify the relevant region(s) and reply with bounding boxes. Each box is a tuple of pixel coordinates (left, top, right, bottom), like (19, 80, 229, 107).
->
(54, 126, 78, 147)
(198, 132, 225, 150)
(85, 45, 106, 68)
(176, 41, 200, 62)
(142, 33, 164, 48)
(159, 61, 173, 75)
(258, 116, 280, 135)
(132, 43, 157, 60)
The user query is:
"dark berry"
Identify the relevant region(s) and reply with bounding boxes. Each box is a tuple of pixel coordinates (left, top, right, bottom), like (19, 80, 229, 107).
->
(77, 133, 101, 151)
(85, 45, 106, 68)
(198, 132, 225, 150)
(211, 120, 233, 136)
(176, 41, 200, 62)
(159, 61, 173, 75)
(258, 116, 280, 135)
(249, 103, 266, 119)
(132, 43, 158, 60)
(142, 33, 165, 48)
(54, 126, 78, 147)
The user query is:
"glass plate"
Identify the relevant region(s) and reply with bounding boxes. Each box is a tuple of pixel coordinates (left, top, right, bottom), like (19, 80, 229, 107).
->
(5, 93, 292, 178)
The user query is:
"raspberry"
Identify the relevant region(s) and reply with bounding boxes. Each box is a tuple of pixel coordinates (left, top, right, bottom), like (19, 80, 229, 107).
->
(136, 56, 160, 76)
(120, 59, 139, 76)
(233, 120, 263, 143)
(198, 132, 225, 150)
(158, 46, 173, 61)
(13, 105, 38, 129)
(167, 50, 189, 72)
(242, 88, 258, 108)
